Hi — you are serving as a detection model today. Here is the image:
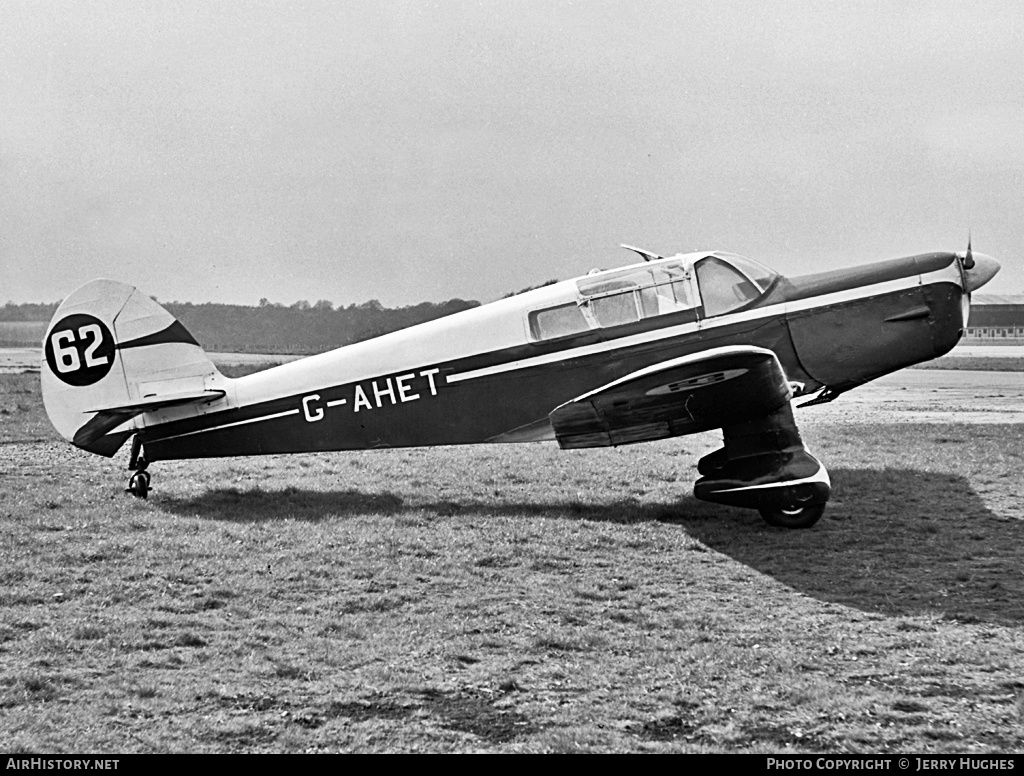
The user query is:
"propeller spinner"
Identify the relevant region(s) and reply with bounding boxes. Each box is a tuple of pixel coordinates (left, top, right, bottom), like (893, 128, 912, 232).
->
(959, 236, 1001, 294)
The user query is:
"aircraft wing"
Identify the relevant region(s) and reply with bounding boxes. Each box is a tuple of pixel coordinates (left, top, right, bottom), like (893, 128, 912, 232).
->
(549, 346, 792, 448)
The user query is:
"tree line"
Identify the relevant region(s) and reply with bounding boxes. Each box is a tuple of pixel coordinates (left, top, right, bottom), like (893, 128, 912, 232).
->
(0, 297, 481, 354)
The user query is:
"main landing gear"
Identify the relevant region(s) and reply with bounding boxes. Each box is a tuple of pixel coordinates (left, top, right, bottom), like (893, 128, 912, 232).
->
(693, 403, 831, 529)
(126, 435, 151, 499)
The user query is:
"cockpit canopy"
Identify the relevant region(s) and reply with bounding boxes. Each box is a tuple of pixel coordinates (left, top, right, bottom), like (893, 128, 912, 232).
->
(528, 251, 779, 341)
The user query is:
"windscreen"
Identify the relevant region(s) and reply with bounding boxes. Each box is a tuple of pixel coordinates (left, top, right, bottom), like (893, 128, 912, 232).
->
(695, 253, 777, 317)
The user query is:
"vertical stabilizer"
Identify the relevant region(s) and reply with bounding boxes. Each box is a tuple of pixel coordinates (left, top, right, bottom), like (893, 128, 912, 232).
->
(41, 280, 227, 456)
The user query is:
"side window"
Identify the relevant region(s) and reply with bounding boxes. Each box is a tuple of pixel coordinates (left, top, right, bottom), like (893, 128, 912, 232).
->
(529, 259, 704, 341)
(639, 275, 694, 317)
(695, 257, 762, 317)
(587, 279, 641, 327)
(528, 303, 589, 340)
(592, 294, 639, 327)
(577, 263, 697, 330)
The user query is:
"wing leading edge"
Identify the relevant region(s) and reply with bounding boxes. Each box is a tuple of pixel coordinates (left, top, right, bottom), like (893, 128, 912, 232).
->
(549, 346, 792, 449)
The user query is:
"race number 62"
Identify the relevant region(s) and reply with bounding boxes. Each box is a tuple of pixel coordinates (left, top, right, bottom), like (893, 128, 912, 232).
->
(44, 314, 116, 386)
(51, 324, 108, 373)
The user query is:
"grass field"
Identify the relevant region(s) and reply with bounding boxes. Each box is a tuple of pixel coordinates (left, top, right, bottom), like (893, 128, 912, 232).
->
(1, 372, 1023, 753)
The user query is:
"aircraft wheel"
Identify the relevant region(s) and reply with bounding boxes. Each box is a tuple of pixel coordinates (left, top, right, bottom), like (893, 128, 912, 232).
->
(127, 471, 150, 499)
(758, 503, 825, 529)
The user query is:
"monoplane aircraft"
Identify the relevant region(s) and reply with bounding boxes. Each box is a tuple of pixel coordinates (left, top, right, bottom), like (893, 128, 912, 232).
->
(41, 243, 999, 528)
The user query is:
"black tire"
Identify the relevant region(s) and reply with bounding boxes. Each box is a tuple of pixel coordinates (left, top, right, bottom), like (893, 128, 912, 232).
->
(759, 502, 825, 529)
(128, 472, 149, 499)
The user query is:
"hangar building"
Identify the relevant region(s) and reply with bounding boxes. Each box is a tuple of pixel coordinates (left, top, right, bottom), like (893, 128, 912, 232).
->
(967, 295, 1024, 338)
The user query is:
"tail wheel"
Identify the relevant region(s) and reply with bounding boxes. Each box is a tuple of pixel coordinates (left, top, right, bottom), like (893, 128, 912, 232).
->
(127, 471, 150, 499)
(759, 503, 825, 529)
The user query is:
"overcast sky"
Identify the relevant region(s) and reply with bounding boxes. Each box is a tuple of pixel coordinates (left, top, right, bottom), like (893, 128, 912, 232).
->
(3, 1, 1023, 307)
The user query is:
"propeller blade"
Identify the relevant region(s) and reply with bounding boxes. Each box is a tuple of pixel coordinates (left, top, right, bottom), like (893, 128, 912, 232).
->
(964, 232, 975, 270)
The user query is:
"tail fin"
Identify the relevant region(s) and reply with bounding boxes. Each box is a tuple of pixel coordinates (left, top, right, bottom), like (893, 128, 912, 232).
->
(41, 279, 228, 456)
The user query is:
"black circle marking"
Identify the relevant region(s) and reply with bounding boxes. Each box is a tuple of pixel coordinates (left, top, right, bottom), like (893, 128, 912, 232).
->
(44, 314, 116, 386)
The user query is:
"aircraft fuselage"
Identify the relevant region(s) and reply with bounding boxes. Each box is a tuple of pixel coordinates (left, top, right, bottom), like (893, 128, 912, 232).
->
(137, 250, 979, 460)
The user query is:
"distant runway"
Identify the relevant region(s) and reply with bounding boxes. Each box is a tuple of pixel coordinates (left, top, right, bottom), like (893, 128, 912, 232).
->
(948, 344, 1024, 358)
(0, 347, 41, 374)
(809, 369, 1024, 424)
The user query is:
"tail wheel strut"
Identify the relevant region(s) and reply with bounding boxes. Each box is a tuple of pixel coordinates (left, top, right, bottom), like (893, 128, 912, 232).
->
(125, 435, 152, 499)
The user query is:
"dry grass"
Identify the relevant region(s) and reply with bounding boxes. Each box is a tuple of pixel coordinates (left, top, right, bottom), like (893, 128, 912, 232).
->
(1, 372, 1023, 753)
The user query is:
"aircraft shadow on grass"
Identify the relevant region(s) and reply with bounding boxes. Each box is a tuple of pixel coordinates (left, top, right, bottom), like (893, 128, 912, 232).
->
(160, 466, 1023, 626)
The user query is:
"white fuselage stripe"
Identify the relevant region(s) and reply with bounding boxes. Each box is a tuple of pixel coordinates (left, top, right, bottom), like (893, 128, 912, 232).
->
(158, 408, 300, 441)
(447, 268, 949, 384)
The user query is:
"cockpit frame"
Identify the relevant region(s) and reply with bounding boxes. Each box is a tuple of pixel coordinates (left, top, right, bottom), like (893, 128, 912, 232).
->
(525, 251, 780, 342)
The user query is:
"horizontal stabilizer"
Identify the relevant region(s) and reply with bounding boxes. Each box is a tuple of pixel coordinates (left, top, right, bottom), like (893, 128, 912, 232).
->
(87, 389, 226, 415)
(73, 390, 226, 450)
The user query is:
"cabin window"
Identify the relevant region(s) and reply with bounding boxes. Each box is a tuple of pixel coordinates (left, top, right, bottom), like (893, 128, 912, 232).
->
(578, 262, 696, 329)
(587, 278, 642, 327)
(528, 302, 589, 340)
(528, 259, 700, 341)
(639, 270, 695, 316)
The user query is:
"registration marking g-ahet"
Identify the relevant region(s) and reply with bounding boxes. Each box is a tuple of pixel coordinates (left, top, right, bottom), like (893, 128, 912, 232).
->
(302, 368, 441, 423)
